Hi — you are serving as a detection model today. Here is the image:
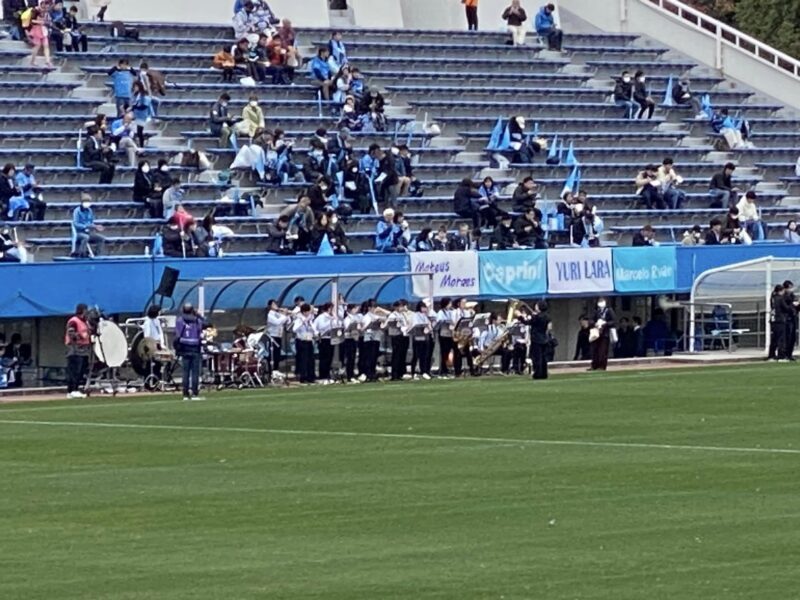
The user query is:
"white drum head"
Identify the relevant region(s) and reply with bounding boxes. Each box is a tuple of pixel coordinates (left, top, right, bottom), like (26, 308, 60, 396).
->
(94, 321, 129, 368)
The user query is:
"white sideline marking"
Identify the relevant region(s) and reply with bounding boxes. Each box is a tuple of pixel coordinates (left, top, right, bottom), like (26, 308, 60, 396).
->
(0, 418, 798, 456)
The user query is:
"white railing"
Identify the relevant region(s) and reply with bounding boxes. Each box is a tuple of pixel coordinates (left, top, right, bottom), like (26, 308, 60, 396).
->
(639, 0, 800, 80)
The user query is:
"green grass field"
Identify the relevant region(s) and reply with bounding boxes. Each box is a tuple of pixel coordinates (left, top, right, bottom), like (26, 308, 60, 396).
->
(2, 365, 800, 599)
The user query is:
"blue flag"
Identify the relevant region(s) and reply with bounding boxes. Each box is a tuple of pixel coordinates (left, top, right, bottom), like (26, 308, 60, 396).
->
(661, 76, 675, 107)
(561, 165, 580, 197)
(547, 133, 560, 161)
(487, 117, 504, 150)
(564, 140, 578, 166)
(317, 233, 335, 256)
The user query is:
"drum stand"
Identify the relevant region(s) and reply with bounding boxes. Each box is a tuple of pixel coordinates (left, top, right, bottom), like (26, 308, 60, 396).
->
(84, 335, 123, 396)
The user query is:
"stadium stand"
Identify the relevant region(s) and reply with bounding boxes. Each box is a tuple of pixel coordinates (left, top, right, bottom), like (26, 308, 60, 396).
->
(0, 11, 798, 261)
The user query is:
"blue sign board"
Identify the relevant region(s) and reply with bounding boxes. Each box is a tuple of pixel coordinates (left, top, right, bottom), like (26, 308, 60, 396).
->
(613, 247, 677, 293)
(479, 250, 547, 297)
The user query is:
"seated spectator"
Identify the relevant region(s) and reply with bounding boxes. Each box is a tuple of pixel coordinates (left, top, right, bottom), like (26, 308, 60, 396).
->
(277, 17, 297, 48)
(110, 111, 141, 167)
(502, 0, 528, 46)
(535, 3, 563, 50)
(53, 4, 88, 52)
(375, 208, 408, 253)
(209, 93, 239, 148)
(0, 164, 25, 220)
(704, 218, 725, 245)
(14, 163, 46, 221)
(360, 89, 387, 132)
(711, 108, 752, 150)
(1, 226, 22, 263)
(390, 145, 412, 199)
(233, 37, 260, 82)
(303, 140, 329, 184)
(491, 212, 518, 249)
(265, 214, 295, 254)
(108, 58, 136, 117)
(512, 176, 539, 211)
(657, 158, 686, 210)
(162, 178, 185, 219)
(635, 164, 664, 210)
(82, 126, 116, 184)
(613, 70, 637, 119)
(72, 195, 105, 257)
(453, 178, 481, 230)
(709, 162, 738, 208)
(280, 194, 314, 251)
(373, 145, 400, 207)
(431, 225, 450, 251)
(133, 161, 162, 219)
(328, 31, 348, 71)
(161, 221, 186, 258)
(671, 78, 704, 119)
(213, 45, 237, 83)
(633, 70, 655, 120)
(572, 207, 602, 247)
(240, 94, 266, 138)
(785, 220, 800, 244)
(508, 116, 545, 164)
(681, 224, 704, 246)
(153, 159, 171, 192)
(477, 176, 502, 228)
(169, 204, 195, 232)
(232, 1, 259, 39)
(328, 127, 353, 171)
(514, 206, 546, 249)
(338, 95, 362, 131)
(632, 224, 658, 247)
(736, 191, 763, 240)
(310, 47, 334, 101)
(310, 209, 349, 254)
(448, 223, 474, 251)
(267, 33, 299, 84)
(412, 227, 434, 252)
(306, 175, 336, 214)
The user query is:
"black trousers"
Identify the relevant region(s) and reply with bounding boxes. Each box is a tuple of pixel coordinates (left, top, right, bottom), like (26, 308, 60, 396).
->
(390, 335, 409, 380)
(769, 322, 787, 359)
(363, 340, 380, 381)
(86, 160, 115, 184)
(318, 338, 334, 380)
(453, 344, 473, 377)
(636, 98, 655, 119)
(512, 343, 528, 374)
(411, 338, 432, 376)
(342, 338, 357, 380)
(531, 343, 549, 379)
(439, 336, 453, 376)
(271, 336, 283, 371)
(591, 337, 610, 371)
(785, 318, 797, 358)
(465, 5, 478, 30)
(28, 197, 47, 221)
(295, 340, 315, 383)
(66, 354, 88, 392)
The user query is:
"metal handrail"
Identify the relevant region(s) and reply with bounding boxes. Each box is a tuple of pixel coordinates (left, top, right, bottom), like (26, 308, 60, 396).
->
(639, 0, 800, 79)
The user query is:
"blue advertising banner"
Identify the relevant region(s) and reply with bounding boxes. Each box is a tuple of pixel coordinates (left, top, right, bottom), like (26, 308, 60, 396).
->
(613, 246, 677, 293)
(479, 250, 547, 297)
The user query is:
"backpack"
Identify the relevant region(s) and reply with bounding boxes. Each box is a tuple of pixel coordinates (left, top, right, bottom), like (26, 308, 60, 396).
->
(20, 8, 33, 29)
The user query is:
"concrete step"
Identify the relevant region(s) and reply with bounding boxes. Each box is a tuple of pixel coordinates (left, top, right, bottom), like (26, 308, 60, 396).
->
(454, 151, 482, 164)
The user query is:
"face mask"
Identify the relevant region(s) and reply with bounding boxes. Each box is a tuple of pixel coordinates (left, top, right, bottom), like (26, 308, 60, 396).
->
(622, 76, 631, 83)
(141, 165, 150, 174)
(319, 184, 328, 192)
(791, 224, 797, 231)
(312, 150, 323, 159)
(597, 301, 606, 309)
(81, 202, 91, 210)
(220, 102, 228, 108)
(390, 147, 400, 156)
(331, 215, 338, 224)
(249, 101, 258, 107)
(160, 165, 169, 172)
(638, 76, 645, 83)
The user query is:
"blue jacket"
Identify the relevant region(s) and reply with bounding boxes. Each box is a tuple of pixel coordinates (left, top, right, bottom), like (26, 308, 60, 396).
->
(108, 66, 136, 98)
(535, 6, 556, 35)
(375, 221, 400, 251)
(15, 171, 36, 199)
(72, 207, 94, 233)
(359, 154, 378, 176)
(310, 56, 332, 82)
(131, 93, 153, 121)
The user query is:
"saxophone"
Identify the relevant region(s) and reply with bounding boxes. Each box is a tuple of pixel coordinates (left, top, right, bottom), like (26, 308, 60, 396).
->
(473, 300, 520, 369)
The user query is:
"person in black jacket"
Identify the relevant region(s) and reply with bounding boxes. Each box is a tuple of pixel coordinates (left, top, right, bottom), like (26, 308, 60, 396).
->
(453, 178, 481, 230)
(83, 126, 116, 184)
(133, 160, 164, 219)
(161, 222, 186, 258)
(709, 162, 738, 208)
(528, 300, 552, 380)
(633, 70, 655, 120)
(209, 93, 238, 148)
(589, 298, 616, 371)
(672, 78, 703, 118)
(491, 212, 517, 249)
(265, 215, 295, 254)
(513, 206, 546, 249)
(502, 0, 528, 46)
(768, 285, 790, 360)
(573, 315, 591, 361)
(704, 218, 725, 246)
(783, 280, 798, 361)
(512, 176, 538, 211)
(632, 224, 657, 247)
(613, 70, 636, 119)
(0, 163, 23, 219)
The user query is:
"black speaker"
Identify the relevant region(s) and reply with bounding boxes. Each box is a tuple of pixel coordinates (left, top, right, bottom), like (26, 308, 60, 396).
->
(155, 267, 180, 298)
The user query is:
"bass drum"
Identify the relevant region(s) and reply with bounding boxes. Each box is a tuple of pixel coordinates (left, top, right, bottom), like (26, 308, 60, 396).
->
(94, 320, 128, 368)
(128, 331, 150, 377)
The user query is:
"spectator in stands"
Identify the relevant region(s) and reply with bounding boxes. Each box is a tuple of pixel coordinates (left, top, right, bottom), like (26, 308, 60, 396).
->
(0, 164, 25, 220)
(704, 218, 725, 245)
(153, 158, 171, 192)
(711, 108, 751, 150)
(453, 178, 481, 230)
(280, 195, 314, 251)
(27, 7, 52, 69)
(277, 17, 297, 48)
(338, 95, 361, 131)
(328, 127, 353, 171)
(633, 70, 655, 120)
(265, 214, 295, 254)
(477, 176, 502, 228)
(429, 225, 447, 251)
(535, 3, 563, 51)
(72, 195, 105, 257)
(232, 37, 259, 82)
(412, 227, 434, 252)
(52, 4, 87, 52)
(632, 224, 658, 247)
(572, 207, 602, 247)
(390, 145, 412, 199)
(361, 89, 387, 132)
(672, 79, 704, 119)
(502, 0, 528, 46)
(209, 93, 238, 148)
(213, 45, 237, 82)
(82, 127, 116, 184)
(681, 224, 704, 246)
(635, 164, 664, 210)
(95, 0, 110, 22)
(1, 226, 22, 262)
(310, 47, 334, 101)
(161, 221, 186, 258)
(110, 111, 141, 167)
(512, 176, 538, 211)
(785, 220, 800, 244)
(507, 116, 545, 164)
(613, 70, 637, 119)
(108, 58, 136, 116)
(162, 177, 184, 219)
(398, 145, 423, 198)
(303, 141, 328, 186)
(375, 208, 407, 253)
(736, 191, 763, 240)
(463, 0, 479, 31)
(724, 205, 740, 233)
(514, 206, 546, 249)
(232, 1, 258, 39)
(328, 31, 348, 71)
(332, 65, 353, 105)
(268, 31, 299, 83)
(241, 94, 266, 139)
(311, 209, 349, 254)
(491, 212, 518, 249)
(130, 82, 153, 149)
(373, 145, 400, 207)
(169, 204, 195, 233)
(15, 163, 46, 221)
(133, 161, 163, 219)
(448, 223, 474, 251)
(709, 162, 738, 208)
(657, 157, 686, 210)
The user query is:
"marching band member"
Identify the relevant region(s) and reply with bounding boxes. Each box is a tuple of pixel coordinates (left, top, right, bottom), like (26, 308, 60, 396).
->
(314, 302, 338, 384)
(410, 301, 433, 380)
(291, 295, 305, 316)
(452, 297, 475, 378)
(435, 297, 455, 378)
(529, 300, 553, 380)
(342, 303, 361, 383)
(292, 303, 316, 384)
(360, 300, 384, 382)
(510, 310, 530, 375)
(142, 304, 166, 379)
(386, 299, 411, 381)
(266, 299, 290, 374)
(478, 312, 512, 374)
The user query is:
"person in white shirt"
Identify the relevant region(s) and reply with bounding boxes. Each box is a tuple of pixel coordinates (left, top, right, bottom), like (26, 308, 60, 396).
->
(410, 301, 433, 379)
(360, 300, 384, 382)
(452, 297, 475, 377)
(478, 312, 512, 374)
(435, 297, 455, 378)
(314, 302, 338, 384)
(736, 191, 762, 240)
(657, 157, 686, 210)
(265, 299, 290, 374)
(292, 303, 316, 384)
(386, 299, 411, 381)
(141, 304, 166, 379)
(342, 304, 361, 382)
